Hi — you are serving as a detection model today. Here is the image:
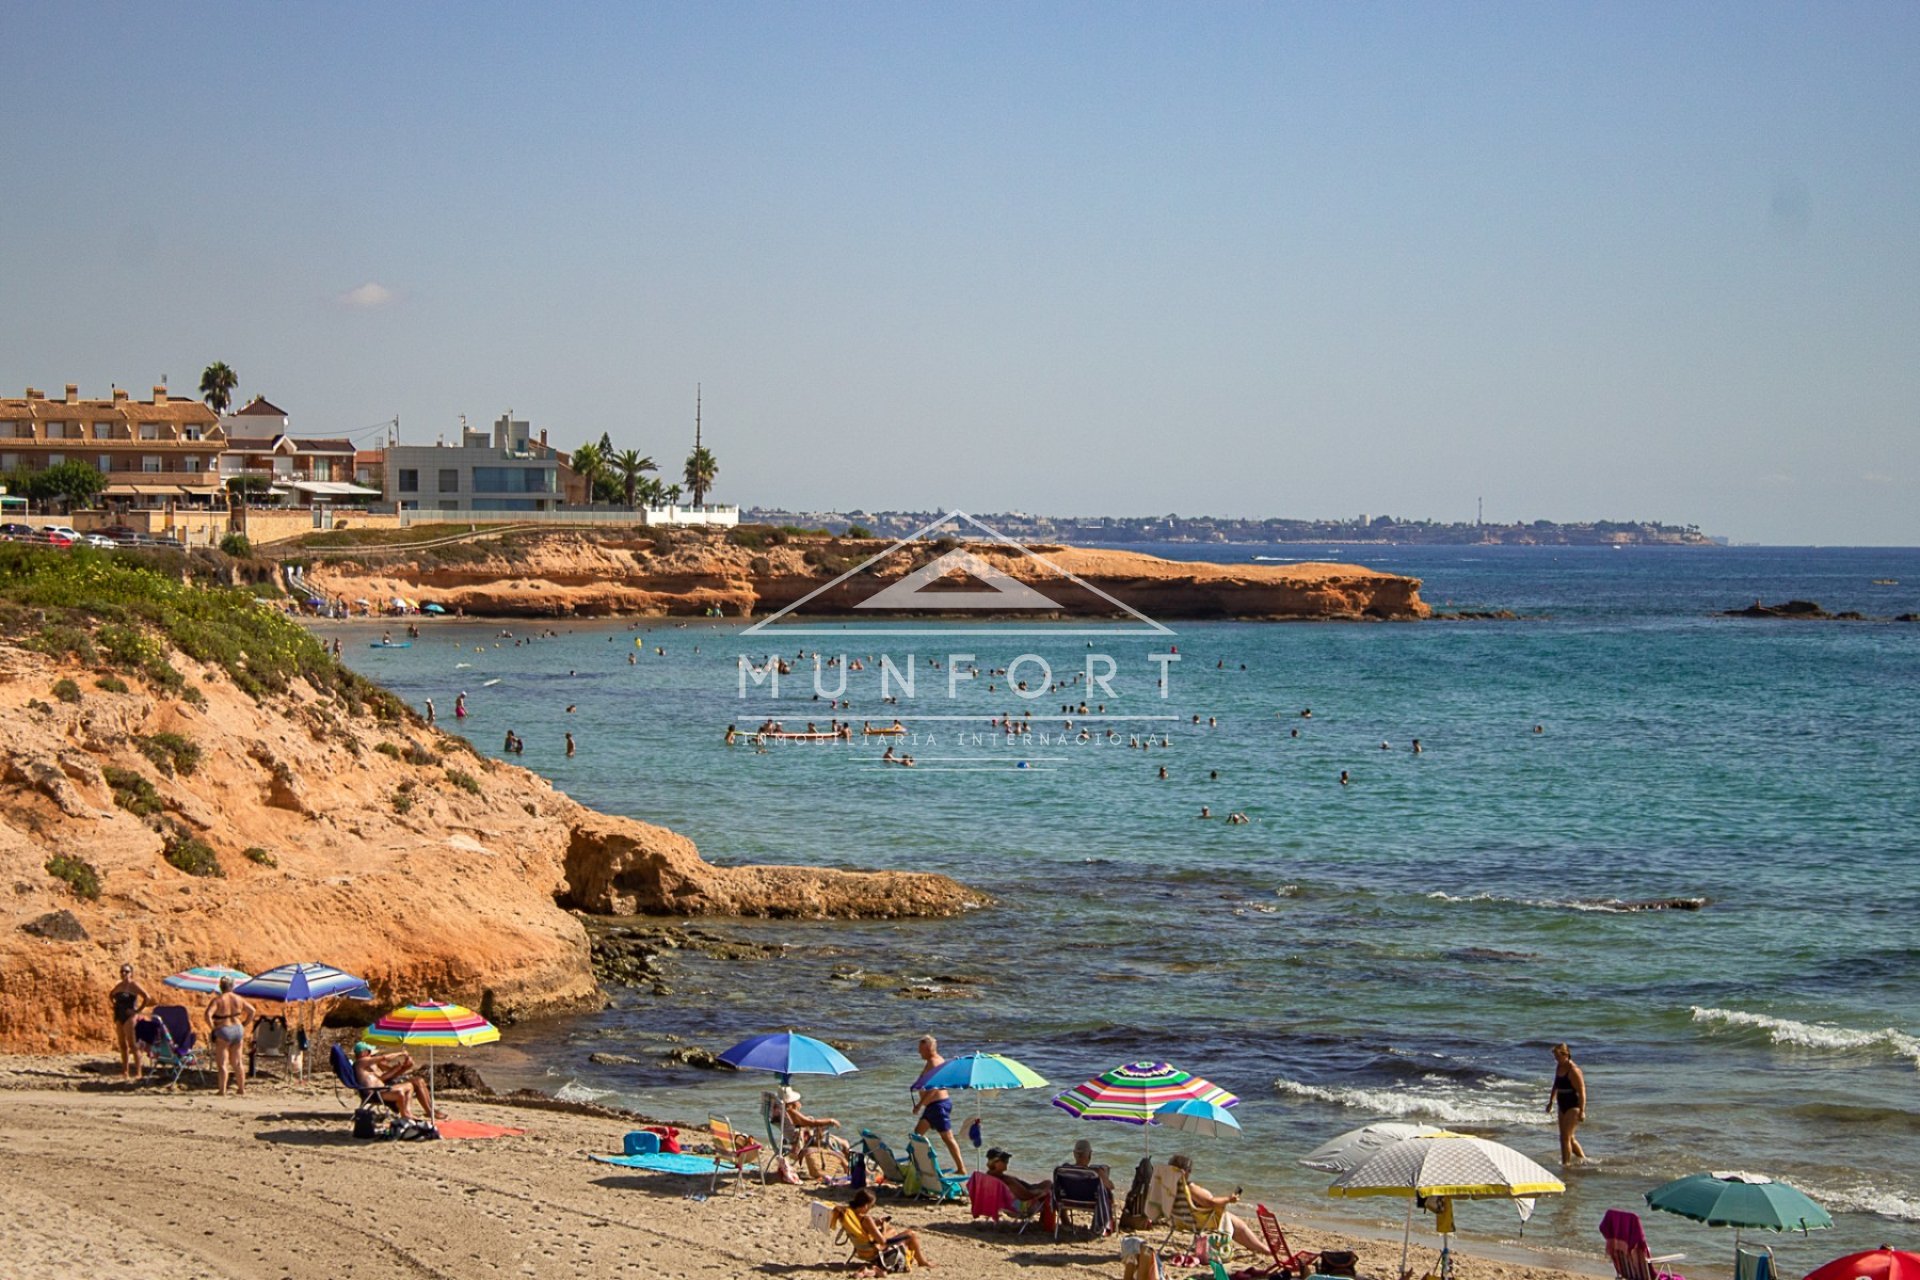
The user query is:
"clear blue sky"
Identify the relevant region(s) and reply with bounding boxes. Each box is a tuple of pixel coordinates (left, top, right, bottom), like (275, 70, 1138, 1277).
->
(3, 2, 1915, 543)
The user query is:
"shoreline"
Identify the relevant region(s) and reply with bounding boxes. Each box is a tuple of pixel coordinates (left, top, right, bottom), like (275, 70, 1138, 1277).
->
(0, 1052, 1616, 1280)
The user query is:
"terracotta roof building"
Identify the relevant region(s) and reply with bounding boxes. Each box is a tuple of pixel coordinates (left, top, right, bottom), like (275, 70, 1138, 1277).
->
(0, 384, 226, 506)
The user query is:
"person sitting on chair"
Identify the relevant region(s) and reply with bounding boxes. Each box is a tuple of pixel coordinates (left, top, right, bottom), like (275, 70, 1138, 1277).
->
(985, 1148, 1052, 1213)
(778, 1086, 850, 1156)
(1062, 1137, 1115, 1195)
(1169, 1153, 1265, 1255)
(847, 1188, 935, 1269)
(352, 1041, 436, 1121)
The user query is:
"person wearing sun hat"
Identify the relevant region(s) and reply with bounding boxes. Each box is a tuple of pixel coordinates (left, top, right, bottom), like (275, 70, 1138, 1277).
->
(777, 1084, 849, 1161)
(352, 1040, 435, 1120)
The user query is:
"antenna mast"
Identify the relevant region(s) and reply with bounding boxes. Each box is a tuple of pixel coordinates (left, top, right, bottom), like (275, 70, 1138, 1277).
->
(695, 383, 702, 451)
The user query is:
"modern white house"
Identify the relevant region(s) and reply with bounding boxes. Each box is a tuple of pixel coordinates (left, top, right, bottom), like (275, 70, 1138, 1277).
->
(384, 414, 570, 513)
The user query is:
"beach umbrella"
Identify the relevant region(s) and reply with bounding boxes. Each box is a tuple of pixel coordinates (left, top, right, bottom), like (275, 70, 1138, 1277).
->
(1329, 1132, 1565, 1276)
(422, 603, 446, 614)
(363, 1000, 499, 1123)
(1646, 1171, 1832, 1265)
(1151, 1097, 1242, 1137)
(1300, 1122, 1446, 1174)
(919, 1051, 1049, 1156)
(235, 963, 374, 1082)
(162, 965, 253, 995)
(1051, 1061, 1239, 1126)
(717, 1031, 858, 1085)
(1804, 1249, 1920, 1280)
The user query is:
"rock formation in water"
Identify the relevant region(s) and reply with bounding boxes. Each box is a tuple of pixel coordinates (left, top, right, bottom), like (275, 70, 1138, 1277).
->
(300, 529, 1430, 621)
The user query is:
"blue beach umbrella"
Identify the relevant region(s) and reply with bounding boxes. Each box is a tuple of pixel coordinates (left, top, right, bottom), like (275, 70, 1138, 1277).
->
(1151, 1097, 1243, 1138)
(717, 1031, 858, 1084)
(920, 1051, 1050, 1154)
(235, 962, 374, 1003)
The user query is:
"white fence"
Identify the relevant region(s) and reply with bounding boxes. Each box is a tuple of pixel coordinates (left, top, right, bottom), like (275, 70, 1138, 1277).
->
(376, 505, 740, 529)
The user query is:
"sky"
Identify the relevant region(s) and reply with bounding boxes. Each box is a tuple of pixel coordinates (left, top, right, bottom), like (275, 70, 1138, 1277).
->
(2, 2, 1916, 544)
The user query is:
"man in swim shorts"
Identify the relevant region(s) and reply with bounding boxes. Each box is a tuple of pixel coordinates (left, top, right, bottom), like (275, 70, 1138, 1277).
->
(205, 977, 257, 1096)
(910, 1034, 967, 1174)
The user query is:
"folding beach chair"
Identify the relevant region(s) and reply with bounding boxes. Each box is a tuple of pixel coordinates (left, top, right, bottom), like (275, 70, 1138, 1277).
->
(1600, 1210, 1687, 1280)
(1736, 1247, 1775, 1280)
(903, 1134, 965, 1202)
(707, 1114, 766, 1195)
(149, 1005, 206, 1086)
(834, 1205, 912, 1273)
(1250, 1204, 1319, 1278)
(859, 1130, 908, 1194)
(1163, 1174, 1231, 1267)
(1051, 1165, 1112, 1238)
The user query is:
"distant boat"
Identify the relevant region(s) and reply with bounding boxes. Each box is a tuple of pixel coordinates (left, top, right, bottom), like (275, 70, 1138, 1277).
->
(1873, 578, 1898, 585)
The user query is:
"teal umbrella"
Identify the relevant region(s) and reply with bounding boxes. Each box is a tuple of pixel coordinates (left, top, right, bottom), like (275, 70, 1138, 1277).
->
(1646, 1171, 1832, 1266)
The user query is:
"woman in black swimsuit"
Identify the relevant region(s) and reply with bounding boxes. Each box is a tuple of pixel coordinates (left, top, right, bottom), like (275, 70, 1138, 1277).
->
(109, 964, 151, 1081)
(1545, 1042, 1587, 1164)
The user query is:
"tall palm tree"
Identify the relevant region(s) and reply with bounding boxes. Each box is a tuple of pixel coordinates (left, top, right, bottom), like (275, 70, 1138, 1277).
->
(683, 446, 718, 507)
(199, 362, 238, 414)
(613, 448, 656, 508)
(569, 441, 604, 504)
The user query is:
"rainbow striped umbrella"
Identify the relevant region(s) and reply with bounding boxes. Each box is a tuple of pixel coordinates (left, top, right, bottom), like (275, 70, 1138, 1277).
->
(363, 1001, 499, 1122)
(1051, 1061, 1239, 1126)
(162, 966, 253, 995)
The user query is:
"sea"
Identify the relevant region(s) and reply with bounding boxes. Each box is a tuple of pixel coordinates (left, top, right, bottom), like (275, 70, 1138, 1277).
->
(331, 544, 1920, 1272)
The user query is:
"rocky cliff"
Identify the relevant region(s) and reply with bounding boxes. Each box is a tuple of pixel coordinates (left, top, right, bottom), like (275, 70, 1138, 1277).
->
(0, 549, 978, 1052)
(300, 530, 1429, 621)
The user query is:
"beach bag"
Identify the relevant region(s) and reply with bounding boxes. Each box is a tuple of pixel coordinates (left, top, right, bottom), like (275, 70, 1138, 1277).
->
(352, 1106, 384, 1140)
(850, 1150, 869, 1190)
(648, 1125, 682, 1154)
(1320, 1250, 1359, 1277)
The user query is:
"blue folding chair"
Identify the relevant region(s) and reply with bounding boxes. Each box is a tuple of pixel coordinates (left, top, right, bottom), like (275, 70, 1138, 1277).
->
(904, 1133, 965, 1202)
(149, 1005, 206, 1085)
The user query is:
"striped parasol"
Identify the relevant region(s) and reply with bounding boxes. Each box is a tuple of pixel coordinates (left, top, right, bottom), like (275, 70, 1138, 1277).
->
(363, 1001, 500, 1123)
(235, 963, 373, 1003)
(1052, 1061, 1239, 1126)
(162, 966, 253, 995)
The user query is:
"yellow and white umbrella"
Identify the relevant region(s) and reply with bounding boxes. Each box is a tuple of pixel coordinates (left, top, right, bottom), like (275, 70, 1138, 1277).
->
(1327, 1132, 1565, 1275)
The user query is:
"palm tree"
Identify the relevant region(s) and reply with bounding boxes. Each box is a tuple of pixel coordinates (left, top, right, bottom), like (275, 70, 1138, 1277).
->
(199, 362, 238, 414)
(613, 448, 656, 508)
(569, 441, 604, 504)
(683, 446, 718, 506)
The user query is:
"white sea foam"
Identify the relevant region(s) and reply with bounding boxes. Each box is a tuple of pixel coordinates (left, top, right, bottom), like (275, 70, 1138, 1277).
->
(1272, 1076, 1551, 1127)
(1799, 1182, 1920, 1222)
(554, 1080, 620, 1105)
(1690, 1007, 1920, 1069)
(1427, 890, 1704, 914)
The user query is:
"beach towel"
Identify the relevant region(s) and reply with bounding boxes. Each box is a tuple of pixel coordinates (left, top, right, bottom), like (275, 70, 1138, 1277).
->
(432, 1119, 525, 1141)
(968, 1171, 1019, 1220)
(590, 1151, 748, 1176)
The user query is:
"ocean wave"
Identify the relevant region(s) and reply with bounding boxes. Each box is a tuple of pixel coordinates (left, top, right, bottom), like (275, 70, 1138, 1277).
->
(554, 1080, 621, 1105)
(1272, 1076, 1551, 1127)
(1690, 1008, 1920, 1069)
(1426, 890, 1707, 914)
(1798, 1182, 1920, 1222)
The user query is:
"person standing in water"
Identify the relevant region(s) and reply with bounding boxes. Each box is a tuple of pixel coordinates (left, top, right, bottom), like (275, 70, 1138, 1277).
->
(1546, 1042, 1587, 1163)
(455, 692, 467, 719)
(565, 731, 576, 757)
(109, 964, 151, 1080)
(424, 698, 435, 724)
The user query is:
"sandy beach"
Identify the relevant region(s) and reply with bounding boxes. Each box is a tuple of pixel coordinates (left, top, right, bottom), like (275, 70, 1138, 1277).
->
(0, 1055, 1614, 1280)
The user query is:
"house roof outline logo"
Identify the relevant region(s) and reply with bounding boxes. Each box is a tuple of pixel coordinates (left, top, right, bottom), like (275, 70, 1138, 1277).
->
(740, 510, 1173, 636)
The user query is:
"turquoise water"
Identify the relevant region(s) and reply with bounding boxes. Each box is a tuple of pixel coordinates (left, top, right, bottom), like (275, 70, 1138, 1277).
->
(333, 545, 1920, 1269)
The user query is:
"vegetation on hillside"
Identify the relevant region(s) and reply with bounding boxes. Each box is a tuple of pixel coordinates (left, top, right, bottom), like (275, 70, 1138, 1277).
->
(0, 543, 403, 714)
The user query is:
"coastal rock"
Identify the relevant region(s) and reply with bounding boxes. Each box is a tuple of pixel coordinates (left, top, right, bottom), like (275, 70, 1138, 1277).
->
(1725, 599, 1832, 619)
(661, 1045, 728, 1069)
(0, 635, 979, 1052)
(300, 530, 1430, 621)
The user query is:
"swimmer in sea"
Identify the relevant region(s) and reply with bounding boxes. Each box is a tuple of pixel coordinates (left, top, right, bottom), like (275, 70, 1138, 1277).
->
(454, 692, 467, 719)
(1198, 806, 1211, 819)
(725, 725, 737, 745)
(1158, 766, 1167, 779)
(565, 732, 576, 757)
(1412, 739, 1423, 754)
(1339, 770, 1350, 786)
(1534, 724, 1545, 734)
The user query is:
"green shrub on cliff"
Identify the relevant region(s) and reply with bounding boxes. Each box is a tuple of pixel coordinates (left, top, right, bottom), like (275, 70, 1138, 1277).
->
(163, 829, 223, 878)
(45, 853, 101, 901)
(137, 732, 201, 778)
(95, 674, 130, 693)
(103, 766, 164, 818)
(0, 542, 407, 719)
(51, 677, 81, 703)
(444, 767, 482, 796)
(243, 846, 277, 868)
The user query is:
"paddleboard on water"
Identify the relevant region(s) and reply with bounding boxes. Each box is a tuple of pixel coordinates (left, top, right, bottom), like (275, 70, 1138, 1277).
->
(483, 678, 502, 687)
(369, 641, 412, 649)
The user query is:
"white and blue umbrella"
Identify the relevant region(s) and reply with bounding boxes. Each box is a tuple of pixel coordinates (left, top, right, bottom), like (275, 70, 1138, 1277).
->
(236, 963, 373, 1003)
(1151, 1097, 1243, 1137)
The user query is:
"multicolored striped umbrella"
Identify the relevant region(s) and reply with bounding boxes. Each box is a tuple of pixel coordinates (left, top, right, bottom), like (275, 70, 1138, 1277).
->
(1051, 1061, 1239, 1126)
(162, 966, 253, 994)
(363, 1001, 500, 1124)
(234, 963, 373, 1003)
(364, 1001, 501, 1049)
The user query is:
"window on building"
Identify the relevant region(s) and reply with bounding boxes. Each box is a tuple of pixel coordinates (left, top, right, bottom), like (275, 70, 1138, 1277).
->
(439, 499, 459, 512)
(398, 469, 419, 493)
(0, 453, 17, 471)
(0, 422, 17, 439)
(184, 458, 204, 474)
(313, 459, 333, 482)
(438, 469, 459, 493)
(182, 427, 202, 441)
(97, 455, 112, 474)
(472, 467, 556, 494)
(142, 456, 164, 474)
(139, 423, 162, 440)
(45, 422, 67, 440)
(46, 453, 64, 467)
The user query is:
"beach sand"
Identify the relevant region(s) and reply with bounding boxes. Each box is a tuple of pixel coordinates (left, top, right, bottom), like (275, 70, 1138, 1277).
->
(0, 1055, 1614, 1280)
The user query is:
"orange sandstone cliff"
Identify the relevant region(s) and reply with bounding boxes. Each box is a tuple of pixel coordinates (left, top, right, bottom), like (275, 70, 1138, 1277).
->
(0, 641, 978, 1053)
(301, 530, 1429, 621)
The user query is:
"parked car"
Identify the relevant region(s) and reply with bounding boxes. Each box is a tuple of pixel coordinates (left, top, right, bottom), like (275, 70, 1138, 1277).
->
(84, 534, 119, 549)
(0, 523, 33, 540)
(96, 525, 140, 542)
(42, 526, 79, 547)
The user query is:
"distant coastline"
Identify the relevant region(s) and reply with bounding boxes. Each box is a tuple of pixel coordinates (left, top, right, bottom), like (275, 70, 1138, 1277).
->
(746, 508, 1719, 547)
